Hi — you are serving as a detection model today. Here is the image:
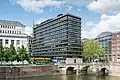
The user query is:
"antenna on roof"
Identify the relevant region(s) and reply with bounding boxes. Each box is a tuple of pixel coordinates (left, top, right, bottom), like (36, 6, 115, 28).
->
(33, 20, 35, 27)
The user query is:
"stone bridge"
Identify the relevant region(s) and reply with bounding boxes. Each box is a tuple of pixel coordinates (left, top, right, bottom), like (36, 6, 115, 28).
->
(58, 63, 113, 76)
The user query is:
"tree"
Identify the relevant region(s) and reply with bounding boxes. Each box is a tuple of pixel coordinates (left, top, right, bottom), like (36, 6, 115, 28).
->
(0, 43, 4, 64)
(82, 40, 104, 62)
(16, 47, 22, 62)
(18, 45, 30, 63)
(9, 44, 17, 62)
(4, 47, 11, 62)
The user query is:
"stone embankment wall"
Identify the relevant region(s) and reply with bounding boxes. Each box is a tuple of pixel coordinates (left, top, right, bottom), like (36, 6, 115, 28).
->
(109, 64, 120, 76)
(0, 65, 59, 79)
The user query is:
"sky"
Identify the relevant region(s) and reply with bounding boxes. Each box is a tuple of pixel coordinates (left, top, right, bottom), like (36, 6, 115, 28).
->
(1, 0, 120, 38)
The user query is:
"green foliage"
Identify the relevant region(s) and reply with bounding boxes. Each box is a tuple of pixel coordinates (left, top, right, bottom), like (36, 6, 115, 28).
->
(16, 47, 22, 61)
(0, 43, 4, 62)
(4, 47, 11, 62)
(83, 40, 104, 58)
(9, 44, 17, 61)
(0, 43, 30, 63)
(17, 45, 30, 61)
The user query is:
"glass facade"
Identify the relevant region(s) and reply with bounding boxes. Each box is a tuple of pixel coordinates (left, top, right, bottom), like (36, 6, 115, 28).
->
(33, 14, 82, 58)
(95, 32, 112, 61)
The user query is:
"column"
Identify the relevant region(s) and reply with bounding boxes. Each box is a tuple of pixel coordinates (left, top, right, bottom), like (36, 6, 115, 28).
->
(2, 39, 5, 47)
(76, 69, 79, 75)
(14, 39, 17, 48)
(61, 68, 67, 75)
(96, 68, 99, 76)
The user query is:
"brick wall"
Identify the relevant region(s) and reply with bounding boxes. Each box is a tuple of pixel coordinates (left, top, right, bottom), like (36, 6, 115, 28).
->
(0, 65, 58, 79)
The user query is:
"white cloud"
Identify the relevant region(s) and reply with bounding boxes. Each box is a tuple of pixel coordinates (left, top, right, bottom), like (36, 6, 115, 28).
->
(25, 18, 46, 36)
(9, 0, 95, 13)
(83, 13, 120, 39)
(84, 21, 96, 28)
(88, 0, 120, 14)
(35, 19, 45, 24)
(66, 0, 94, 6)
(82, 21, 97, 38)
(15, 0, 65, 13)
(81, 31, 88, 38)
(25, 27, 33, 36)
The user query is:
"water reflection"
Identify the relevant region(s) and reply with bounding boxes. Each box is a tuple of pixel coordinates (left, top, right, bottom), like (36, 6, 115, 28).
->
(1, 75, 120, 80)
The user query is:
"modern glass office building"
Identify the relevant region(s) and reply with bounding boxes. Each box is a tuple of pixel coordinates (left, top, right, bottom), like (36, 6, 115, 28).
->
(33, 14, 82, 59)
(95, 32, 112, 61)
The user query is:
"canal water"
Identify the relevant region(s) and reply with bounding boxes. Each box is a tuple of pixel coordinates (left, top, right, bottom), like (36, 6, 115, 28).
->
(2, 75, 120, 80)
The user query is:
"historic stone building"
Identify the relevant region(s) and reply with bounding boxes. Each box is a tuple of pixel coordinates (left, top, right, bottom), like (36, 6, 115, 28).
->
(0, 20, 28, 49)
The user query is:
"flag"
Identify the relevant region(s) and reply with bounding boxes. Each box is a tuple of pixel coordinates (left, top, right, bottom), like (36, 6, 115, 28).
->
(66, 4, 70, 9)
(78, 8, 81, 12)
(66, 4, 72, 10)
(65, 3, 72, 12)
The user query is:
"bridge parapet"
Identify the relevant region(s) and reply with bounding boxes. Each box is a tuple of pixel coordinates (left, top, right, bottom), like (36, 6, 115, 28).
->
(58, 62, 110, 72)
(58, 62, 120, 76)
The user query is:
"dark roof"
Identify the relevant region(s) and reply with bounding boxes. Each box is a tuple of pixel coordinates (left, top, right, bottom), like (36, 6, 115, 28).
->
(34, 14, 81, 28)
(0, 20, 25, 27)
(97, 31, 112, 38)
(82, 38, 89, 41)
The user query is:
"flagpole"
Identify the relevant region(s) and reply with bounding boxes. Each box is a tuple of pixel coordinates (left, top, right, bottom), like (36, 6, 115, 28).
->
(78, 8, 81, 17)
(33, 20, 35, 28)
(66, 3, 70, 14)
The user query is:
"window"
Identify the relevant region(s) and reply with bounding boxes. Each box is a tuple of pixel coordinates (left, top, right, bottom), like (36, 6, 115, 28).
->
(74, 59, 76, 63)
(5, 39, 9, 44)
(11, 40, 14, 44)
(16, 40, 20, 45)
(0, 39, 3, 44)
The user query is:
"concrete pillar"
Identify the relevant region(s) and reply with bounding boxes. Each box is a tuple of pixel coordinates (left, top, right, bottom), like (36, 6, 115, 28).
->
(61, 68, 67, 75)
(96, 68, 99, 76)
(76, 69, 79, 75)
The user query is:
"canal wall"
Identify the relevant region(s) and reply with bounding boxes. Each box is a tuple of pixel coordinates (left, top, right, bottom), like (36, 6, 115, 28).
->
(0, 65, 59, 79)
(109, 63, 120, 77)
(1, 63, 120, 79)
